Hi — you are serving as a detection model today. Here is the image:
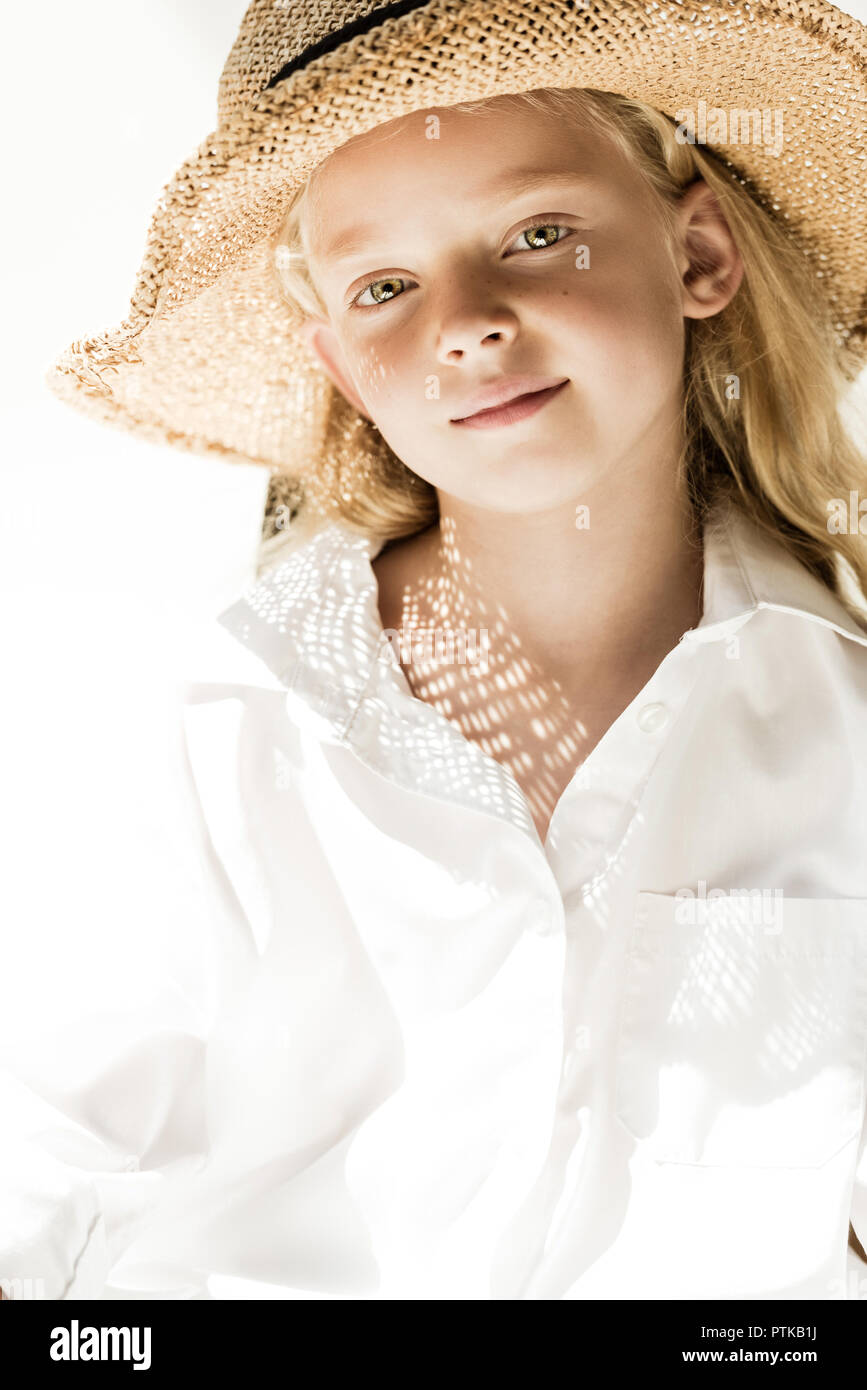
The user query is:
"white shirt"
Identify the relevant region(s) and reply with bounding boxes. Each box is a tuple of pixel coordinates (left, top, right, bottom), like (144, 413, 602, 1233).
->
(4, 494, 867, 1300)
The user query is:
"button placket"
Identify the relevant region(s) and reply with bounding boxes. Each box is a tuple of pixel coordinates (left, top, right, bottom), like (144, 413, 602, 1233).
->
(545, 643, 712, 898)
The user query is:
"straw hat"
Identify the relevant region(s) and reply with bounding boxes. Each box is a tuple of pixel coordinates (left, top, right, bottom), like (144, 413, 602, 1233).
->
(46, 0, 867, 532)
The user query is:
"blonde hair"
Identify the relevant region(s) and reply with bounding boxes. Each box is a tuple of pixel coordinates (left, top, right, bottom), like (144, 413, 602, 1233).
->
(265, 86, 867, 620)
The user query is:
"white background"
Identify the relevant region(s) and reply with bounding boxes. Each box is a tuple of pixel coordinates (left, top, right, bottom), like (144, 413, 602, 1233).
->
(1, 0, 865, 1079)
(1, 3, 265, 1105)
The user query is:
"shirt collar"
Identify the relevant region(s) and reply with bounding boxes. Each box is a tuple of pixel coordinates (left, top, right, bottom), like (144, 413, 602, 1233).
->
(211, 493, 867, 733)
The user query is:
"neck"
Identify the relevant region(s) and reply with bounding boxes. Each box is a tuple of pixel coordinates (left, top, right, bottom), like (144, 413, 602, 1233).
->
(381, 466, 705, 696)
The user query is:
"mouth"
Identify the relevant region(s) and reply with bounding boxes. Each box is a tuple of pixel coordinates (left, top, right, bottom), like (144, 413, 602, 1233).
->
(450, 379, 569, 430)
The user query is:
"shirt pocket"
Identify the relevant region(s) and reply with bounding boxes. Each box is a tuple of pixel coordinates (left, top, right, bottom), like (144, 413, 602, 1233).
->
(612, 892, 867, 1168)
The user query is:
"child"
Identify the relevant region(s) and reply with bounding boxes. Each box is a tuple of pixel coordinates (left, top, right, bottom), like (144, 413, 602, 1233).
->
(7, 0, 867, 1300)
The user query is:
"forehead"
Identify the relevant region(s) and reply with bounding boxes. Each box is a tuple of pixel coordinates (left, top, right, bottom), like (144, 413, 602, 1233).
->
(302, 98, 629, 259)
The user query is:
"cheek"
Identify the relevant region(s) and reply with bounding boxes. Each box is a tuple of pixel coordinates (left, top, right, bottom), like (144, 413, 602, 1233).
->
(557, 262, 684, 390)
(342, 333, 420, 415)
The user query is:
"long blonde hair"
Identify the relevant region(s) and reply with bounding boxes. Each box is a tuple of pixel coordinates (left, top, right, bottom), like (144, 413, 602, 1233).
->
(265, 86, 867, 618)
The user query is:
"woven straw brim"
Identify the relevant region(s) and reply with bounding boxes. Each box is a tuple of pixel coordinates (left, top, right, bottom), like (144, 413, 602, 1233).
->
(46, 0, 867, 493)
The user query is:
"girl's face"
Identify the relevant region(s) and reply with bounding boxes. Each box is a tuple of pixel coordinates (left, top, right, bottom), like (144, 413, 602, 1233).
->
(301, 96, 741, 514)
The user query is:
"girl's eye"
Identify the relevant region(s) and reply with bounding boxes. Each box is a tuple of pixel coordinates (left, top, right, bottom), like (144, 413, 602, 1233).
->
(509, 222, 573, 253)
(350, 223, 574, 309)
(353, 276, 410, 308)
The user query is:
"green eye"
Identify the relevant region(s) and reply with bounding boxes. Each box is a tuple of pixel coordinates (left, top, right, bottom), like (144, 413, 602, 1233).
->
(357, 276, 407, 306)
(520, 224, 565, 249)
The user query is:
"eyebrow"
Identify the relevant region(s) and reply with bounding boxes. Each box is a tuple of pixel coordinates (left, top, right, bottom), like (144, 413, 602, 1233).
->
(316, 169, 599, 265)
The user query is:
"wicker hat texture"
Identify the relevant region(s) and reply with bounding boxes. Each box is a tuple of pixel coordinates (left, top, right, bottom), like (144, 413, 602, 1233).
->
(46, 0, 867, 522)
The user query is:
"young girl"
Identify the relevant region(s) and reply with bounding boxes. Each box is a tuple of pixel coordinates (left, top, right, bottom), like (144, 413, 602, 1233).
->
(6, 0, 867, 1300)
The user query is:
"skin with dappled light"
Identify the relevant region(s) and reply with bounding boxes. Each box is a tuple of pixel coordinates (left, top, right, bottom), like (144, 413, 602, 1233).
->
(297, 94, 743, 843)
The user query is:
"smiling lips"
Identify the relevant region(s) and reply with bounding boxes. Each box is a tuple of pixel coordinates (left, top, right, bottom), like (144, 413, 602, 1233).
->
(450, 378, 569, 429)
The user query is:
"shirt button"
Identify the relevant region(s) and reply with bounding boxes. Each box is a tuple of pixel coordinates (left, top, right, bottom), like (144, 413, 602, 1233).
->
(636, 701, 669, 734)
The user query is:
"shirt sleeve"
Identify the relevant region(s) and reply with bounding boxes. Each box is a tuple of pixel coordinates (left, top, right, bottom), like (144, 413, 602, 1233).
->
(0, 1072, 123, 1299)
(0, 681, 256, 1301)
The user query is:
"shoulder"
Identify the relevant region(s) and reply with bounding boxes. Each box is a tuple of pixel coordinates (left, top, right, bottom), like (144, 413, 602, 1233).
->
(717, 605, 867, 756)
(769, 610, 867, 755)
(832, 620, 867, 709)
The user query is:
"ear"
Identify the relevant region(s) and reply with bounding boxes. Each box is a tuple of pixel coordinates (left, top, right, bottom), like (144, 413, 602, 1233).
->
(676, 180, 744, 320)
(298, 318, 372, 421)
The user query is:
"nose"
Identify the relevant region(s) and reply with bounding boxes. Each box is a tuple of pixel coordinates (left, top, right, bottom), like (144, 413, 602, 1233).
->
(434, 286, 520, 364)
